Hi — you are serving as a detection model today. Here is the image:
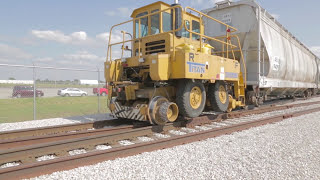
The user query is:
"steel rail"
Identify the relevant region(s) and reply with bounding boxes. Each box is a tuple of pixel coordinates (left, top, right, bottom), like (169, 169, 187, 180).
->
(0, 118, 132, 140)
(0, 105, 319, 180)
(0, 125, 136, 150)
(0, 123, 180, 166)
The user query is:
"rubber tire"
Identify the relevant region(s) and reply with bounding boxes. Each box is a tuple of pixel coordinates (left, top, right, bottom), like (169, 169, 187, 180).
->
(81, 93, 86, 97)
(208, 81, 229, 112)
(65, 93, 70, 97)
(176, 80, 206, 118)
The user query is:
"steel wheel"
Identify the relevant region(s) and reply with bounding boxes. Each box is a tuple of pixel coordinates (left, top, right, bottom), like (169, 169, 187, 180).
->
(148, 96, 179, 125)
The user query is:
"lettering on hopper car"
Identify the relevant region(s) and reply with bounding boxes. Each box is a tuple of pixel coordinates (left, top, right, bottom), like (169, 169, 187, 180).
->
(187, 61, 206, 74)
(272, 56, 281, 71)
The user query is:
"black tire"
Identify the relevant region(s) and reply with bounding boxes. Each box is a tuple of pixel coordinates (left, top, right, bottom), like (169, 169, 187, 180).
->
(208, 81, 229, 112)
(81, 93, 86, 97)
(65, 93, 70, 97)
(176, 80, 206, 118)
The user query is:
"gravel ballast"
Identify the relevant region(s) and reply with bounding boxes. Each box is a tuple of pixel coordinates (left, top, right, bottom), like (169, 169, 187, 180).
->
(30, 111, 320, 179)
(0, 97, 319, 179)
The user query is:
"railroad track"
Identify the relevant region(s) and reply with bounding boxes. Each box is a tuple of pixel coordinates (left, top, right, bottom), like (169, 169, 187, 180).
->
(1, 99, 319, 151)
(0, 96, 314, 141)
(0, 100, 320, 179)
(0, 118, 134, 140)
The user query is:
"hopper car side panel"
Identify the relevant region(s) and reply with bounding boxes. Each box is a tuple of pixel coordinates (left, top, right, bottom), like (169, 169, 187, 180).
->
(203, 0, 320, 97)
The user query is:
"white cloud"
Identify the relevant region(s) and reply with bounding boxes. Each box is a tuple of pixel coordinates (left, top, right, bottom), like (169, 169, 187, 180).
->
(35, 57, 54, 62)
(71, 31, 87, 41)
(310, 46, 320, 57)
(105, 7, 134, 18)
(0, 43, 32, 61)
(31, 30, 88, 44)
(63, 51, 105, 62)
(96, 31, 123, 44)
(270, 13, 280, 20)
(31, 30, 71, 43)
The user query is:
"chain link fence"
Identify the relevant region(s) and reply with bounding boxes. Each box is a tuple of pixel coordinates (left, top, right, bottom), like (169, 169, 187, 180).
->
(0, 63, 109, 124)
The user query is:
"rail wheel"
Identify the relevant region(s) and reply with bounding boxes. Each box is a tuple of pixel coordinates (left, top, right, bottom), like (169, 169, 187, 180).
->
(176, 80, 206, 118)
(208, 81, 229, 112)
(148, 96, 179, 125)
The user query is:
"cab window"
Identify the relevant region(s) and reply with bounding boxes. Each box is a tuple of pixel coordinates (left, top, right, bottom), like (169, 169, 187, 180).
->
(151, 9, 159, 35)
(162, 12, 172, 32)
(135, 11, 148, 38)
(192, 20, 200, 40)
(181, 20, 190, 38)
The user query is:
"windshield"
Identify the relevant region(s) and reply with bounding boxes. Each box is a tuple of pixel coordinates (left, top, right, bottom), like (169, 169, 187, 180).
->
(135, 11, 148, 38)
(151, 9, 159, 35)
(192, 20, 200, 40)
(162, 12, 172, 32)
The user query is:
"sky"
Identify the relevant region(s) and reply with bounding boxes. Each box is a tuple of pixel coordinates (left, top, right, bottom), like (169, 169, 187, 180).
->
(0, 0, 319, 80)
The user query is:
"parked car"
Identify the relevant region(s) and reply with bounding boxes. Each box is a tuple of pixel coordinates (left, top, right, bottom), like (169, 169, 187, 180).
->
(93, 86, 108, 96)
(12, 86, 44, 98)
(58, 88, 88, 97)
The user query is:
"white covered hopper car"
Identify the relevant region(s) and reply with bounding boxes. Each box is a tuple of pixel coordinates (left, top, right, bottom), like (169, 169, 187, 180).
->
(203, 0, 320, 104)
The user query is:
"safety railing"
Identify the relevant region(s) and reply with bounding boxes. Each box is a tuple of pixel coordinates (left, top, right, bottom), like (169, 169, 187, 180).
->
(106, 5, 184, 62)
(106, 5, 246, 87)
(212, 34, 247, 87)
(183, 7, 246, 87)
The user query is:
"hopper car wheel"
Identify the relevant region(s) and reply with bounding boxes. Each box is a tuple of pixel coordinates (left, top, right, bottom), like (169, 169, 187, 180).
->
(176, 80, 206, 118)
(208, 81, 229, 112)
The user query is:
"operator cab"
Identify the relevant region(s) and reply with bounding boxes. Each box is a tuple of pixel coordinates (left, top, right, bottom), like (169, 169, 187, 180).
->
(131, 1, 205, 57)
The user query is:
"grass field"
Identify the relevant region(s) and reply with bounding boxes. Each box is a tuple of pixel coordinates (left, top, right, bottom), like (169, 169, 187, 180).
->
(0, 96, 109, 123)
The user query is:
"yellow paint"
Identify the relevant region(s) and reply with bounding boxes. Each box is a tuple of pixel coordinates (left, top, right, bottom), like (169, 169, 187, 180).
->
(104, 1, 247, 123)
(166, 103, 179, 122)
(105, 60, 122, 82)
(190, 86, 202, 109)
(150, 54, 170, 81)
(135, 86, 175, 100)
(197, 44, 214, 55)
(219, 85, 227, 104)
(125, 84, 139, 101)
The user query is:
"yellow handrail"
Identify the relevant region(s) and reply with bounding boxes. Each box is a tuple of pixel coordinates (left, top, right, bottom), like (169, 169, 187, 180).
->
(185, 7, 238, 32)
(106, 5, 184, 62)
(106, 4, 246, 87)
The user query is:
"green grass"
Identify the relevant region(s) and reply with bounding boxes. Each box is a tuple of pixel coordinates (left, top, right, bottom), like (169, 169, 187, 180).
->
(0, 96, 109, 123)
